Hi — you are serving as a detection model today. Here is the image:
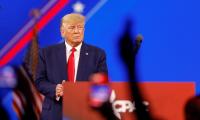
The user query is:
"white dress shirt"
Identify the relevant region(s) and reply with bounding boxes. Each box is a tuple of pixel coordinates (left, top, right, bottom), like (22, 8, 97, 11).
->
(65, 41, 82, 82)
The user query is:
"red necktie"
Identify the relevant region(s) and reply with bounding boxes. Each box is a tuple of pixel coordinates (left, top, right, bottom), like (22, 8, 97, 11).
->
(67, 48, 76, 82)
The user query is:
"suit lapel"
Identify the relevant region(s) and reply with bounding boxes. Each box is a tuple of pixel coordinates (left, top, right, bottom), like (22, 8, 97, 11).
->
(77, 43, 88, 81)
(56, 43, 67, 81)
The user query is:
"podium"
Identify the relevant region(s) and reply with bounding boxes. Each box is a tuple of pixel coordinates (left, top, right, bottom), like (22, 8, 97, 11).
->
(63, 82, 194, 120)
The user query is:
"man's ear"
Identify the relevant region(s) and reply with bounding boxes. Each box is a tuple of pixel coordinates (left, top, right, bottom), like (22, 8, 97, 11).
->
(61, 28, 65, 38)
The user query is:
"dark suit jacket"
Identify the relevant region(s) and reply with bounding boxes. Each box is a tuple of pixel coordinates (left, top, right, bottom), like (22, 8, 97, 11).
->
(35, 42, 108, 120)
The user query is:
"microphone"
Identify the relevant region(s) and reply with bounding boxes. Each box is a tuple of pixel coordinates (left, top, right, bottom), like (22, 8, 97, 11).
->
(136, 34, 143, 46)
(134, 34, 143, 54)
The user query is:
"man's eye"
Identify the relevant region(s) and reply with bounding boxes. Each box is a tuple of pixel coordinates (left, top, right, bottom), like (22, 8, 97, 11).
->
(68, 26, 74, 29)
(78, 26, 84, 29)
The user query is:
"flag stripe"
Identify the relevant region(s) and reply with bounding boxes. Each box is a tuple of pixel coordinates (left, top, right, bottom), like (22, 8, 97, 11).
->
(0, 0, 57, 58)
(19, 65, 44, 119)
(0, 0, 69, 67)
(37, 0, 69, 30)
(12, 99, 23, 120)
(86, 0, 108, 22)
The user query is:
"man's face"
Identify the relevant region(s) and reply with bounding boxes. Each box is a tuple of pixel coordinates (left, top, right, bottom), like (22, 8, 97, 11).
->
(61, 22, 84, 47)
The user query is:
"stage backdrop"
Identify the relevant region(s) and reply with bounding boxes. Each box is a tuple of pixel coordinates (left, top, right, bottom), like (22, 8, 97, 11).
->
(0, 0, 200, 93)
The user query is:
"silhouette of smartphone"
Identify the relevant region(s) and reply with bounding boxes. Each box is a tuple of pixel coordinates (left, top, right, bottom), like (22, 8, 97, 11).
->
(89, 84, 111, 107)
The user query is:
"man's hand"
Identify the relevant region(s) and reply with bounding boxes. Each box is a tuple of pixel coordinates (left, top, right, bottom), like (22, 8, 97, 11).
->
(55, 80, 65, 101)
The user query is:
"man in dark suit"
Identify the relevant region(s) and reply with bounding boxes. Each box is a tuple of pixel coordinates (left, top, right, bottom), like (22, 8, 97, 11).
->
(35, 13, 108, 120)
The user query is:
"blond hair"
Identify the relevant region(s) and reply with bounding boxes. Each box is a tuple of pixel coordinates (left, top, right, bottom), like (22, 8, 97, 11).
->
(61, 13, 85, 28)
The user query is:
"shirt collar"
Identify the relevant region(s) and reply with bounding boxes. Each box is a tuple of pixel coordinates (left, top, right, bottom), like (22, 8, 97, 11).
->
(65, 41, 82, 53)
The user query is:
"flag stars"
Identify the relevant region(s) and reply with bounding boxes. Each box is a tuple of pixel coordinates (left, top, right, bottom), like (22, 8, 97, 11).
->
(72, 1, 85, 13)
